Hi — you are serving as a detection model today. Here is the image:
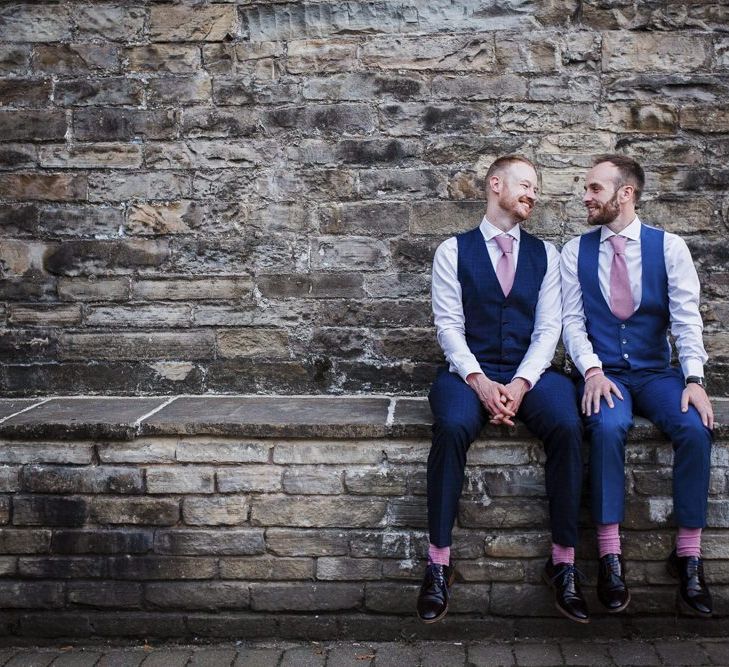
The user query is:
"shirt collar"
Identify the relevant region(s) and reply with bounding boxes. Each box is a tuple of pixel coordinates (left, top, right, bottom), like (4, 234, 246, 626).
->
(480, 216, 521, 243)
(600, 216, 641, 243)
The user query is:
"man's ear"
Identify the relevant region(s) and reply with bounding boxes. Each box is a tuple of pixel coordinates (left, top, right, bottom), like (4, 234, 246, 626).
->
(489, 174, 501, 194)
(620, 184, 635, 203)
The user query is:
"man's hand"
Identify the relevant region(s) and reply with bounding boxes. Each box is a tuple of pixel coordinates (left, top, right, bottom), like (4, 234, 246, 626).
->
(490, 377, 530, 426)
(681, 383, 714, 429)
(466, 372, 515, 424)
(582, 370, 623, 416)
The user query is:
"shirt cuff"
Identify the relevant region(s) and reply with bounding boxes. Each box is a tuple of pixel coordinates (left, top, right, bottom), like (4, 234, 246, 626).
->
(458, 362, 484, 383)
(512, 375, 533, 390)
(681, 359, 705, 379)
(575, 354, 602, 378)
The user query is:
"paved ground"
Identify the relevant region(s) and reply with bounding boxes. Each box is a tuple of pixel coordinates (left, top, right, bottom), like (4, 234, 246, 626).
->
(0, 639, 726, 667)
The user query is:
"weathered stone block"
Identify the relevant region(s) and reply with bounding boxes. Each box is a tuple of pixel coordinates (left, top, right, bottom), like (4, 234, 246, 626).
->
(273, 441, 383, 465)
(0, 110, 65, 141)
(148, 75, 213, 106)
(220, 557, 313, 580)
(349, 530, 416, 559)
(251, 495, 387, 528)
(154, 529, 265, 556)
(146, 466, 214, 494)
(216, 466, 282, 493)
(256, 273, 364, 299)
(181, 107, 261, 138)
(266, 528, 349, 557)
(529, 74, 601, 103)
(75, 4, 146, 41)
(106, 556, 216, 580)
(212, 78, 297, 106)
(494, 32, 559, 73)
(39, 144, 142, 169)
(0, 582, 64, 609)
(55, 78, 143, 106)
(97, 440, 176, 464)
(176, 440, 270, 464)
(265, 104, 376, 135)
(456, 558, 525, 582)
(319, 202, 409, 236)
(51, 530, 153, 555)
(18, 556, 103, 579)
(217, 328, 289, 359)
(90, 497, 179, 526)
(126, 201, 203, 235)
(8, 305, 82, 327)
(0, 174, 86, 202)
(183, 497, 249, 526)
(34, 44, 119, 74)
(74, 109, 178, 141)
(88, 172, 189, 202)
(282, 467, 344, 495)
(380, 103, 495, 136)
(458, 498, 549, 528)
(597, 103, 678, 134)
(0, 528, 50, 554)
(317, 557, 381, 581)
(59, 332, 213, 361)
(0, 78, 51, 107)
(500, 103, 595, 132)
(145, 582, 250, 610)
(681, 107, 729, 133)
(84, 304, 191, 329)
(602, 32, 711, 73)
(0, 5, 71, 42)
(311, 237, 390, 271)
(287, 39, 358, 74)
(68, 582, 142, 609)
(126, 45, 201, 74)
(202, 42, 284, 77)
(149, 4, 238, 42)
(0, 442, 92, 465)
(0, 44, 29, 72)
(13, 496, 89, 527)
(250, 583, 362, 611)
(23, 465, 142, 495)
(363, 34, 494, 71)
(433, 74, 527, 100)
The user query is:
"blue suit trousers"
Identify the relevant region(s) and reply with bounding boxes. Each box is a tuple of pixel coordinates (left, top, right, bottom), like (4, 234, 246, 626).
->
(427, 368, 584, 548)
(579, 367, 712, 528)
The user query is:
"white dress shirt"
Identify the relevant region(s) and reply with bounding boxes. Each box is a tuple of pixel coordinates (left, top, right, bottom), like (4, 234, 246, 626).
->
(431, 216, 562, 388)
(560, 217, 707, 378)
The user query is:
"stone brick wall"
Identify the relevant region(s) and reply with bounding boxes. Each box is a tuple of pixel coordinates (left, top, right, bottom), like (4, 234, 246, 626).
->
(0, 1, 728, 396)
(0, 395, 726, 639)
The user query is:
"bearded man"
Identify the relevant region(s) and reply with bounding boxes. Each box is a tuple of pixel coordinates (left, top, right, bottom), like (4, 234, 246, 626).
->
(561, 154, 714, 617)
(417, 155, 588, 624)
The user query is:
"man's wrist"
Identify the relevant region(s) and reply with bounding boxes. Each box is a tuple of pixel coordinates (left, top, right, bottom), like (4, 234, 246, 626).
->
(584, 367, 604, 381)
(685, 375, 706, 389)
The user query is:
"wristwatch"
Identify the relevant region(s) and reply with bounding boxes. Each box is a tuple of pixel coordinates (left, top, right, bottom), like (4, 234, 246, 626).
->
(685, 376, 706, 388)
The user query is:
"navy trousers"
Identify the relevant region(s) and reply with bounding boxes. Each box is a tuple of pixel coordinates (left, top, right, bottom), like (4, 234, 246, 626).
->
(579, 367, 712, 528)
(427, 368, 584, 548)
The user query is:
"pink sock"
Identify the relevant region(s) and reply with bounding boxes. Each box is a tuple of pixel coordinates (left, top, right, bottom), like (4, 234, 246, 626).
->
(428, 543, 450, 566)
(676, 527, 702, 558)
(597, 523, 621, 557)
(551, 543, 575, 565)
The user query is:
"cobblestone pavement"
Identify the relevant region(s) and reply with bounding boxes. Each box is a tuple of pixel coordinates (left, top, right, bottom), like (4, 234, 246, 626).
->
(0, 639, 726, 667)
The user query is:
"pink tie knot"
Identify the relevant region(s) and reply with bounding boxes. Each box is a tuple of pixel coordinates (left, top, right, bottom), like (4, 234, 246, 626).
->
(609, 235, 627, 255)
(495, 234, 513, 254)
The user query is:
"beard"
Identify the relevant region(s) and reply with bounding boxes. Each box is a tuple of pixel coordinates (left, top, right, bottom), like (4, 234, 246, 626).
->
(586, 191, 620, 226)
(502, 193, 535, 222)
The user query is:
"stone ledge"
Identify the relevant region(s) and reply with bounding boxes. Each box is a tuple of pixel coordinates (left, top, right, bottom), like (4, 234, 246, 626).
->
(0, 396, 727, 442)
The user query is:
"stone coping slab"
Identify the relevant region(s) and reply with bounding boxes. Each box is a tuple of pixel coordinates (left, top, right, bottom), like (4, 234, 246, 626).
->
(0, 395, 726, 441)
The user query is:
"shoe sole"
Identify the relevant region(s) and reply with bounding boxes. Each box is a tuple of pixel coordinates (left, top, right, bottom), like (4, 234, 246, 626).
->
(599, 590, 631, 614)
(417, 569, 457, 625)
(541, 571, 590, 624)
(666, 561, 713, 618)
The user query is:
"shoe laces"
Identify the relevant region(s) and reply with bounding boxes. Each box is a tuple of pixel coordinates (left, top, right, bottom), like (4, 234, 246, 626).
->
(549, 562, 586, 585)
(426, 561, 447, 588)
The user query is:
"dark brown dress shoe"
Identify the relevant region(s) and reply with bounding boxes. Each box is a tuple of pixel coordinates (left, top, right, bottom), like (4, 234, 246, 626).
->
(542, 558, 589, 624)
(597, 553, 631, 612)
(416, 561, 455, 623)
(667, 549, 713, 617)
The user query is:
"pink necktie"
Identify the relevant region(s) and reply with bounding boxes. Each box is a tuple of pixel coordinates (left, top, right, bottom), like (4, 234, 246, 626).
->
(494, 234, 515, 297)
(608, 235, 633, 320)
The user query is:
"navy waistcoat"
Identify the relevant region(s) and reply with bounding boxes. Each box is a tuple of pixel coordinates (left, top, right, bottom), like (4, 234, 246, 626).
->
(577, 224, 671, 372)
(457, 226, 547, 378)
